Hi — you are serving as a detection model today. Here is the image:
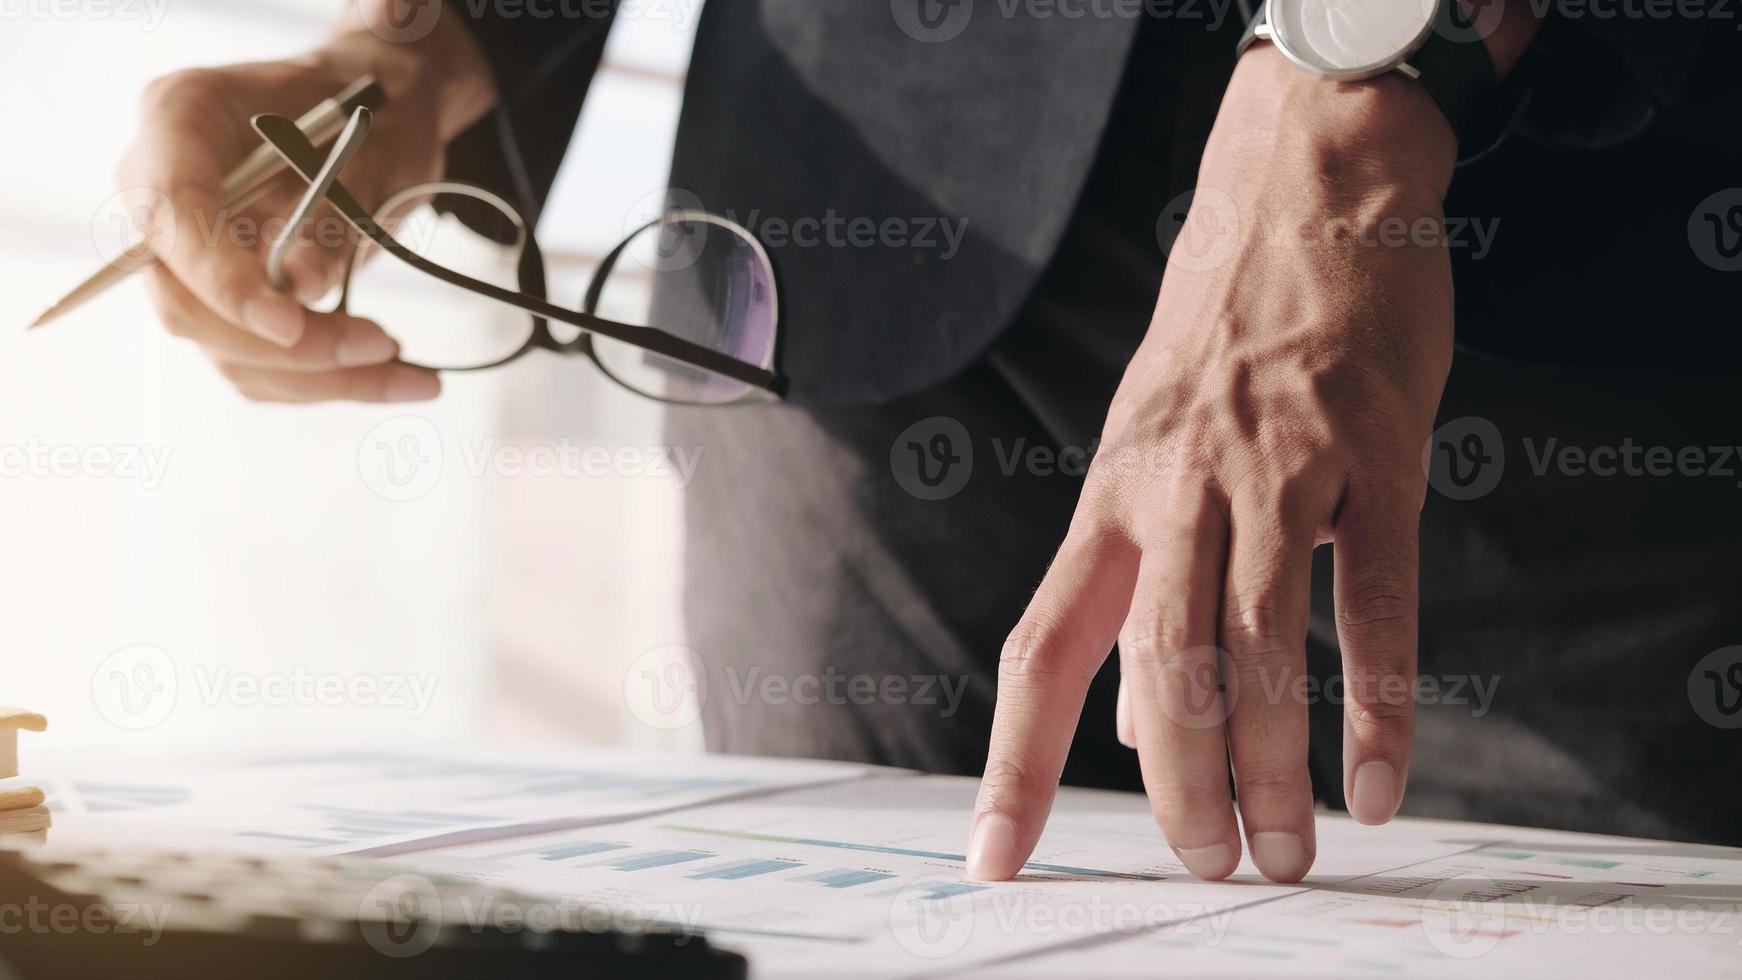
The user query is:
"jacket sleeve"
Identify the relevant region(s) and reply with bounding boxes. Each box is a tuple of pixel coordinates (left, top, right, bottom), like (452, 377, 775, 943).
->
(1514, 10, 1713, 147)
(436, 0, 620, 239)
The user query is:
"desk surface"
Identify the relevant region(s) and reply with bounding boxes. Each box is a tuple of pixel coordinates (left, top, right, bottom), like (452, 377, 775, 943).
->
(16, 745, 1742, 979)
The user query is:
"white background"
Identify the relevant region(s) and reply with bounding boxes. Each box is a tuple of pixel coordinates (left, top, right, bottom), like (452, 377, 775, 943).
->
(0, 0, 706, 756)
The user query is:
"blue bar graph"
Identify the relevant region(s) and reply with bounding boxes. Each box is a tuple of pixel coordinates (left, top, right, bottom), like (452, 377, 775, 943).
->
(661, 825, 1166, 881)
(916, 881, 988, 900)
(686, 858, 804, 881)
(597, 850, 713, 872)
(802, 869, 897, 889)
(540, 842, 629, 861)
(484, 841, 630, 862)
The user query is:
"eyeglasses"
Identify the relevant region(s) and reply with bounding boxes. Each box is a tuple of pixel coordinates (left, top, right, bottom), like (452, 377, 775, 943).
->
(254, 107, 786, 405)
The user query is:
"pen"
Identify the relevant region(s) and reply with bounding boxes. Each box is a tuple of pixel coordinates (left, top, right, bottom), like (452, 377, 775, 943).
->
(28, 75, 388, 330)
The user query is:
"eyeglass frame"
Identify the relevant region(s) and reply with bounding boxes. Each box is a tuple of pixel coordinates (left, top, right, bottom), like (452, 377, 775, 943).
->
(253, 106, 788, 404)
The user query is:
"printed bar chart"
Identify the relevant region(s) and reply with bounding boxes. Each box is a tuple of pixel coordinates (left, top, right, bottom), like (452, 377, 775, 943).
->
(595, 849, 713, 872)
(801, 869, 897, 889)
(660, 825, 1165, 881)
(483, 840, 629, 862)
(685, 858, 804, 881)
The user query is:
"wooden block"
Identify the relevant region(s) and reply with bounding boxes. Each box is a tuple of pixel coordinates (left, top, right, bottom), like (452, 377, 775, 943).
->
(0, 707, 46, 781)
(0, 786, 45, 811)
(0, 804, 50, 835)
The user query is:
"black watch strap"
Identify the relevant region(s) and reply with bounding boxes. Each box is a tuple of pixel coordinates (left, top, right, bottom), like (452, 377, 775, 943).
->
(1409, 0, 1499, 153)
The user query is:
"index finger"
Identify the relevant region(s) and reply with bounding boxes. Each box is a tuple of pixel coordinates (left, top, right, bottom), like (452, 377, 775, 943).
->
(968, 524, 1137, 881)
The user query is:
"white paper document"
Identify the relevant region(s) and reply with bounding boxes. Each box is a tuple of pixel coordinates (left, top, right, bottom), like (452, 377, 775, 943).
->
(33, 748, 1742, 978)
(399, 768, 1742, 978)
(30, 745, 869, 856)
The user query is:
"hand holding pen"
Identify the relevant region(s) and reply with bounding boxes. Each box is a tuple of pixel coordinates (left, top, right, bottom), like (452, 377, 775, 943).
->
(46, 11, 497, 403)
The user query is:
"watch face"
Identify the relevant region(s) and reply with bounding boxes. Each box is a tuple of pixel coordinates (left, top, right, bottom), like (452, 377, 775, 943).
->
(1268, 0, 1438, 78)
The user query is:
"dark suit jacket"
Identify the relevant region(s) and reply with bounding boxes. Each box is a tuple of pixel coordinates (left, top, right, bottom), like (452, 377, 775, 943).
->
(442, 0, 1740, 405)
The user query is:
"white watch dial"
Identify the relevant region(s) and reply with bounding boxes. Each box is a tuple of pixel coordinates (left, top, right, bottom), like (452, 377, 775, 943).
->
(1268, 0, 1438, 78)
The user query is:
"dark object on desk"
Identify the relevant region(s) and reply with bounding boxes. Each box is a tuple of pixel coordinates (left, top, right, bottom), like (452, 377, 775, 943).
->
(0, 841, 745, 979)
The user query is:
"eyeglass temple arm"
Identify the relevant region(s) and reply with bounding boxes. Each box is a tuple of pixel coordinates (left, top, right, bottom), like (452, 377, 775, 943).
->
(250, 110, 784, 395)
(266, 107, 372, 294)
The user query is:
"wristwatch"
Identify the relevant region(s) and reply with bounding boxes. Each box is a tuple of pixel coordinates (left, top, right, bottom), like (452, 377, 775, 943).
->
(1238, 0, 1517, 161)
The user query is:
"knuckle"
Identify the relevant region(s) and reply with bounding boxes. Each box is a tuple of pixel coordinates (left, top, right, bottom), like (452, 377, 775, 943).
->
(1335, 583, 1416, 643)
(1272, 464, 1321, 501)
(1221, 599, 1291, 654)
(1059, 517, 1130, 564)
(978, 756, 1045, 809)
(1147, 783, 1229, 830)
(1119, 623, 1194, 670)
(139, 68, 210, 116)
(1232, 760, 1304, 799)
(999, 622, 1073, 678)
(1345, 697, 1412, 737)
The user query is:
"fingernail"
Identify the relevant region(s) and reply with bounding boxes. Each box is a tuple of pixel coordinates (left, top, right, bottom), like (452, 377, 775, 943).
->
(242, 295, 305, 348)
(1250, 832, 1310, 883)
(1172, 844, 1237, 880)
(385, 368, 441, 403)
(1351, 761, 1400, 825)
(966, 814, 1017, 881)
(335, 321, 399, 367)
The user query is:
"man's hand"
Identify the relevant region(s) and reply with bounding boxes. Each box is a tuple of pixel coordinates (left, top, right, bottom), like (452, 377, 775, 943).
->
(117, 3, 493, 403)
(969, 45, 1469, 884)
